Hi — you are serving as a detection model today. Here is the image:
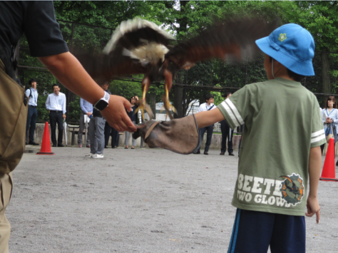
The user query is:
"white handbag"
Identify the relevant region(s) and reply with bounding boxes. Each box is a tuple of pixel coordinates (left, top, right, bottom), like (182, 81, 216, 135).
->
(84, 114, 91, 123)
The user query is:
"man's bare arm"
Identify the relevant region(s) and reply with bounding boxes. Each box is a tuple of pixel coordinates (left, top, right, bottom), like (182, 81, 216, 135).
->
(38, 52, 136, 132)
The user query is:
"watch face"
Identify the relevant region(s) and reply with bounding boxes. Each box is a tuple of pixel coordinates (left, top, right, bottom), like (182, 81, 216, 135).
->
(95, 100, 108, 111)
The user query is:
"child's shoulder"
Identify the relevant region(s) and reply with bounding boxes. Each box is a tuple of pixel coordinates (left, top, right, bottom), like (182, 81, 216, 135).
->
(243, 79, 279, 92)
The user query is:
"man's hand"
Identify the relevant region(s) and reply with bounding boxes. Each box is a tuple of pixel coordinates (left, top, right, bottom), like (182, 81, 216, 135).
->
(63, 114, 66, 119)
(87, 112, 92, 117)
(101, 95, 137, 132)
(305, 195, 320, 223)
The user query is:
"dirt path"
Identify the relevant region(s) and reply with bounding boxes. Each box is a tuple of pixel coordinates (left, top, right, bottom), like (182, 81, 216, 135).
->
(7, 147, 338, 253)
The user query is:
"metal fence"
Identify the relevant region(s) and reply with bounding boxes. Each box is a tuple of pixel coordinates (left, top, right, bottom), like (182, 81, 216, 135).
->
(16, 20, 338, 123)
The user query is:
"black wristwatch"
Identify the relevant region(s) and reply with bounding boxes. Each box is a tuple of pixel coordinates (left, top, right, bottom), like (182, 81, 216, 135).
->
(94, 92, 110, 111)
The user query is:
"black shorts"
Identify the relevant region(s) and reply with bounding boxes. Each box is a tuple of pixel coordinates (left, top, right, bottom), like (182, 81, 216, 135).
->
(228, 209, 305, 253)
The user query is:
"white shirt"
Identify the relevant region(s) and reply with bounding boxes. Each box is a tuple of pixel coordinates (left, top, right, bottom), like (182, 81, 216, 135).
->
(322, 108, 338, 134)
(197, 102, 216, 113)
(25, 88, 38, 106)
(45, 92, 67, 114)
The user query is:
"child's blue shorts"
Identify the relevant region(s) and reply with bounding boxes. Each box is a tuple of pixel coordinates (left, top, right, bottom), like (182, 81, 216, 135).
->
(227, 209, 305, 253)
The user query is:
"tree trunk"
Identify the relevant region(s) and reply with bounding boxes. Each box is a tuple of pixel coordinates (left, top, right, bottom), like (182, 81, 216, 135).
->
(322, 51, 331, 96)
(174, 85, 183, 118)
(172, 1, 188, 119)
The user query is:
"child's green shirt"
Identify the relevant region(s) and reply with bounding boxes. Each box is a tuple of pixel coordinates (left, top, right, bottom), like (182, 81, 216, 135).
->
(217, 77, 325, 216)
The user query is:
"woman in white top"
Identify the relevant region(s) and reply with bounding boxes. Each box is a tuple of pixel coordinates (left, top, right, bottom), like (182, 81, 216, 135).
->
(322, 96, 338, 162)
(322, 96, 338, 128)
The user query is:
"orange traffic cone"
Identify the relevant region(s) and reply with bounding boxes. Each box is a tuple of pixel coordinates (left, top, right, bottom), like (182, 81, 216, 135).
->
(37, 122, 54, 155)
(320, 138, 338, 181)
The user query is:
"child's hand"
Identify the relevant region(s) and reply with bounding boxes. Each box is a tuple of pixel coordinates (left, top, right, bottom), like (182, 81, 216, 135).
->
(305, 196, 320, 223)
(325, 118, 332, 124)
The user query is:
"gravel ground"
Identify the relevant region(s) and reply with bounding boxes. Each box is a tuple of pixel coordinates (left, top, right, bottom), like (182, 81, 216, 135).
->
(7, 147, 338, 253)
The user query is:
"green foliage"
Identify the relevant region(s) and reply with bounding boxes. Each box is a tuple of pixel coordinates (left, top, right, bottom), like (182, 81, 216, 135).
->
(110, 79, 143, 100)
(17, 0, 338, 121)
(210, 90, 224, 106)
(37, 94, 50, 123)
(67, 96, 81, 124)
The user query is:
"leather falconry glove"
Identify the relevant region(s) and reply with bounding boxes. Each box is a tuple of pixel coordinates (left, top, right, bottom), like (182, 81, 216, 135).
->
(133, 114, 200, 154)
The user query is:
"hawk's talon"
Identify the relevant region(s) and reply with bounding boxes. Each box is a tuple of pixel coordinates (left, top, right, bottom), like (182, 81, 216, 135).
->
(162, 95, 176, 120)
(135, 100, 153, 120)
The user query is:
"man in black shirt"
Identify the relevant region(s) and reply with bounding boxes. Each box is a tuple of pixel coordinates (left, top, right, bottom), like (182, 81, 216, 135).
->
(0, 2, 136, 251)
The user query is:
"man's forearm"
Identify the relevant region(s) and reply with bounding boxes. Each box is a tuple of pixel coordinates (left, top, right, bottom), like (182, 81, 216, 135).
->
(308, 146, 322, 197)
(39, 52, 104, 105)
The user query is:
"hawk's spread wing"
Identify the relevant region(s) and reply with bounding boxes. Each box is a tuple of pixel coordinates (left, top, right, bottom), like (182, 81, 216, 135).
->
(165, 17, 279, 69)
(75, 18, 174, 82)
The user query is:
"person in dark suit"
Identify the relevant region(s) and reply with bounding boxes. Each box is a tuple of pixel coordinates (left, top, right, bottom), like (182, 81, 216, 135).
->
(220, 92, 234, 156)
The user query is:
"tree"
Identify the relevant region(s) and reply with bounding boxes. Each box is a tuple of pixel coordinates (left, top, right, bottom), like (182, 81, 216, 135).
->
(281, 1, 338, 96)
(19, 1, 338, 122)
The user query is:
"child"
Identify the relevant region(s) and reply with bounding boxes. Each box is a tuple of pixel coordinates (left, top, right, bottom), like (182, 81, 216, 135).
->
(193, 23, 324, 252)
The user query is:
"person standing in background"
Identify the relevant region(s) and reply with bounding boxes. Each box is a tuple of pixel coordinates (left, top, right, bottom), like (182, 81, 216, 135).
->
(25, 78, 39, 145)
(220, 92, 234, 156)
(135, 96, 145, 148)
(78, 98, 93, 148)
(102, 82, 114, 149)
(125, 96, 138, 149)
(321, 96, 338, 165)
(111, 127, 119, 148)
(45, 84, 66, 147)
(194, 94, 216, 155)
(88, 82, 109, 158)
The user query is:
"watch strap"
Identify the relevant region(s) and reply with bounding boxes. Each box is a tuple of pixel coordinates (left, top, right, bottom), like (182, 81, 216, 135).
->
(94, 91, 110, 111)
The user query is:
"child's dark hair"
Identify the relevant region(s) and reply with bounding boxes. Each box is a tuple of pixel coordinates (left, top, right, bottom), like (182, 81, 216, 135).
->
(269, 57, 304, 82)
(205, 94, 214, 100)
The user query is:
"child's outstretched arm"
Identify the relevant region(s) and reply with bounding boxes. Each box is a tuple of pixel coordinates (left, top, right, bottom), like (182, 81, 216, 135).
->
(194, 108, 225, 128)
(305, 146, 321, 223)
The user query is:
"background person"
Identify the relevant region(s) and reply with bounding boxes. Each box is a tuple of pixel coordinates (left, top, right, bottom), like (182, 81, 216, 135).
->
(104, 122, 112, 148)
(124, 96, 138, 149)
(135, 95, 148, 148)
(321, 96, 338, 164)
(194, 94, 216, 155)
(45, 84, 66, 147)
(219, 92, 234, 156)
(25, 78, 39, 145)
(88, 82, 109, 158)
(78, 98, 93, 148)
(111, 127, 120, 148)
(102, 82, 113, 149)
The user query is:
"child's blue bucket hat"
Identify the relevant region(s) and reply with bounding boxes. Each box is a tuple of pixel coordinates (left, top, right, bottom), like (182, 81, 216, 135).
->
(255, 23, 315, 76)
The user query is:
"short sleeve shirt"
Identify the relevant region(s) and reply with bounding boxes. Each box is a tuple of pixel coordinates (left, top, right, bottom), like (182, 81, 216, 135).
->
(197, 103, 217, 113)
(0, 1, 68, 57)
(217, 78, 325, 216)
